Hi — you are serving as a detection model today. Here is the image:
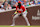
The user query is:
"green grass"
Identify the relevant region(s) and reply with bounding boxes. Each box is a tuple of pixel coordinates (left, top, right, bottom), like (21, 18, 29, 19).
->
(0, 25, 40, 27)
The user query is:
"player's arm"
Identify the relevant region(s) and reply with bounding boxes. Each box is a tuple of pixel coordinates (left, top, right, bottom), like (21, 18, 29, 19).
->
(16, 7, 19, 13)
(12, 7, 18, 17)
(22, 7, 25, 12)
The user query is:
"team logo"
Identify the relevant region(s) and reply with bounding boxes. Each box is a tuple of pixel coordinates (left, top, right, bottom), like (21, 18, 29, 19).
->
(32, 9, 40, 20)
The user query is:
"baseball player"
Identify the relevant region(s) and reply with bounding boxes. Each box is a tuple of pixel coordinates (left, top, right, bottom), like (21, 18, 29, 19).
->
(11, 1, 30, 26)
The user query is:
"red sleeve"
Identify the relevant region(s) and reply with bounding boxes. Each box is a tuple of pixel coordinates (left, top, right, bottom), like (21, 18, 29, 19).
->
(16, 6, 17, 10)
(22, 6, 25, 12)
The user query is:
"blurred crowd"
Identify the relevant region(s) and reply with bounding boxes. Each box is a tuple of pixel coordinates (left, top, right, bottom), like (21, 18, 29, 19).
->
(0, 0, 17, 11)
(0, 0, 40, 11)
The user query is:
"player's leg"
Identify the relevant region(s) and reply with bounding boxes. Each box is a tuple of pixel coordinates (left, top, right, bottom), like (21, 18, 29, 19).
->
(22, 11, 30, 26)
(11, 13, 20, 26)
(23, 11, 27, 17)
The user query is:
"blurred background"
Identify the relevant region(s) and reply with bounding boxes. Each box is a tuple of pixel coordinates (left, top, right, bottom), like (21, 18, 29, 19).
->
(0, 0, 40, 11)
(0, 0, 40, 26)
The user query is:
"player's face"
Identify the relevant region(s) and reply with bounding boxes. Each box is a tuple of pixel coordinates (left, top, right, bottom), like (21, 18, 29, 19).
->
(18, 3, 21, 6)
